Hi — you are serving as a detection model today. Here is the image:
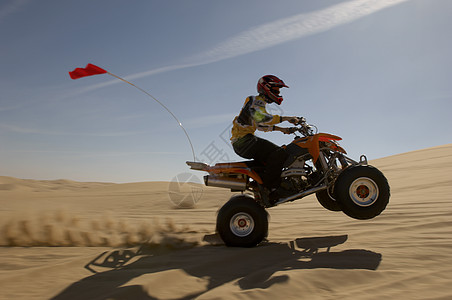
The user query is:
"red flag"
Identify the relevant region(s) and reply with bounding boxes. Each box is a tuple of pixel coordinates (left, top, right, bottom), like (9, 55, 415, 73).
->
(69, 63, 107, 79)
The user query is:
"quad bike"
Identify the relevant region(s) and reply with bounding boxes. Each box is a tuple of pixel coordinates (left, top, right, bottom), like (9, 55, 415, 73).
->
(187, 119, 390, 247)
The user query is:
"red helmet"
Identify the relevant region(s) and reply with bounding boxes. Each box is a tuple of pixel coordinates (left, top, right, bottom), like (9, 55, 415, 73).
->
(257, 75, 289, 105)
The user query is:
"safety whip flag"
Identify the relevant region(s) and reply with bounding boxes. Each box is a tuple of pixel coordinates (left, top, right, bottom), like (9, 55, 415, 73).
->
(68, 63, 196, 160)
(69, 63, 107, 79)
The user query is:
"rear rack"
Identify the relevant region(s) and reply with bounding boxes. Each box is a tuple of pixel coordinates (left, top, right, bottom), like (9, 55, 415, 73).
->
(186, 161, 209, 171)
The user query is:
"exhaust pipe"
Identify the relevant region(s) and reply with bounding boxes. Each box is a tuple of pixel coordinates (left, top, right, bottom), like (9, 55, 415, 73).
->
(204, 175, 247, 191)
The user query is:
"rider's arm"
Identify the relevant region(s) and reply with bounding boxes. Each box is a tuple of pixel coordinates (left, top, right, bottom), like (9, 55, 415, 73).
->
(254, 110, 280, 133)
(280, 116, 302, 124)
(257, 115, 300, 125)
(256, 124, 295, 134)
(254, 109, 299, 133)
(272, 126, 295, 134)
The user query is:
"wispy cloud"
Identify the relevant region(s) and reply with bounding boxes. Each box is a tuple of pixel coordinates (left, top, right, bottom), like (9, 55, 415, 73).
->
(0, 104, 22, 112)
(77, 0, 410, 93)
(75, 62, 203, 95)
(188, 0, 410, 65)
(0, 123, 143, 137)
(0, 149, 182, 157)
(0, 0, 30, 22)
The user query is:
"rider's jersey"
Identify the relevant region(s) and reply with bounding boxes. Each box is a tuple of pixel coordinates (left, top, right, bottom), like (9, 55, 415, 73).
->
(231, 95, 282, 142)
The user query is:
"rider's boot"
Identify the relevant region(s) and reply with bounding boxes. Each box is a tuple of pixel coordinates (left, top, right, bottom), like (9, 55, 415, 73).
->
(256, 184, 274, 208)
(269, 185, 294, 204)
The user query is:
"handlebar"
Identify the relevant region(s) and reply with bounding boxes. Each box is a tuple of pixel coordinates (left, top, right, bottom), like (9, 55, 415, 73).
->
(289, 117, 317, 137)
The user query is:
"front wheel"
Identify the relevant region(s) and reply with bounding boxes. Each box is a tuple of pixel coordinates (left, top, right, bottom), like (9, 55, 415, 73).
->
(216, 194, 268, 247)
(334, 165, 390, 220)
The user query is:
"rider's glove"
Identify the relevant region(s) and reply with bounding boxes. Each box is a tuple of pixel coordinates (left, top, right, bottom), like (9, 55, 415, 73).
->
(288, 117, 305, 124)
(282, 127, 298, 134)
(287, 117, 299, 124)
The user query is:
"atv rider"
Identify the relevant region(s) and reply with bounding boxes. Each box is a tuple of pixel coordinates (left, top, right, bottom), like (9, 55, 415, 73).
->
(231, 75, 300, 202)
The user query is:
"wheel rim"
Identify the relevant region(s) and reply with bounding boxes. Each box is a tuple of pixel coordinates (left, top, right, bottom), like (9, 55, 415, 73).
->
(349, 177, 379, 207)
(230, 212, 254, 237)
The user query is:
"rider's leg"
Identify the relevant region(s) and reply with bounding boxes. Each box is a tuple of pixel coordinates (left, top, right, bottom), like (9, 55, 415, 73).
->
(232, 134, 258, 159)
(233, 134, 288, 190)
(253, 138, 288, 189)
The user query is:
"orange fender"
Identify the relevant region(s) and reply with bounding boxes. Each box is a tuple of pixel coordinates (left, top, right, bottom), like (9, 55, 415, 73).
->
(291, 133, 342, 163)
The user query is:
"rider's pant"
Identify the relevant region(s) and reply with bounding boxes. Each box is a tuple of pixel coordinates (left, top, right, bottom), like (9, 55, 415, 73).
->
(232, 134, 288, 189)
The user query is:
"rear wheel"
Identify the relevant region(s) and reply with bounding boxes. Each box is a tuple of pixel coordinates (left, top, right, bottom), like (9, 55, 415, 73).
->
(216, 194, 268, 247)
(316, 188, 341, 212)
(334, 165, 390, 220)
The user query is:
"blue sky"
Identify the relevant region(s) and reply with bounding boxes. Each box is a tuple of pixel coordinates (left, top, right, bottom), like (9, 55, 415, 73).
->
(1, 0, 451, 182)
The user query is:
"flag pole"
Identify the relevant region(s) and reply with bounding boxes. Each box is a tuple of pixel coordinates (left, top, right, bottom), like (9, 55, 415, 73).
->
(69, 64, 196, 161)
(106, 72, 196, 161)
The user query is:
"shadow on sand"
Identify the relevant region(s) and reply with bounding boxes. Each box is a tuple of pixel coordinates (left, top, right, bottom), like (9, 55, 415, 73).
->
(51, 234, 381, 300)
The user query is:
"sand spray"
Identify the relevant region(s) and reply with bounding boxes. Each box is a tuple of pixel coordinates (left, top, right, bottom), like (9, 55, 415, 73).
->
(0, 209, 197, 248)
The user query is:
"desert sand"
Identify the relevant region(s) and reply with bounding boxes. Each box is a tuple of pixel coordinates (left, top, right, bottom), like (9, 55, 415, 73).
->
(0, 144, 451, 300)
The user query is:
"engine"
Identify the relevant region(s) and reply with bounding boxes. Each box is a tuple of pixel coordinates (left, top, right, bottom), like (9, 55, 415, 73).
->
(280, 158, 314, 191)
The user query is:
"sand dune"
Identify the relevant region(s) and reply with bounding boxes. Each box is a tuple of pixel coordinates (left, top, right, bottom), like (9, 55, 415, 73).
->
(0, 144, 451, 299)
